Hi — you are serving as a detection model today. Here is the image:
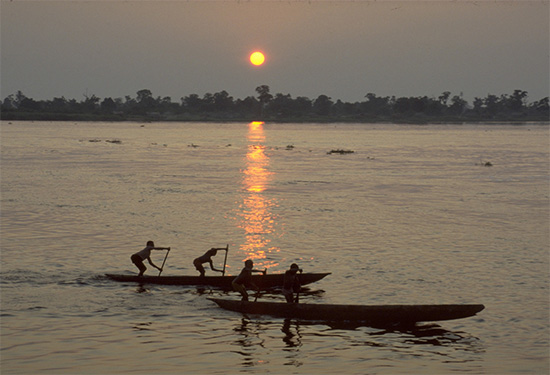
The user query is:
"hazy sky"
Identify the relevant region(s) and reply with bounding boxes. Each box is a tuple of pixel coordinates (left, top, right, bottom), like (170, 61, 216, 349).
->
(1, 1, 548, 104)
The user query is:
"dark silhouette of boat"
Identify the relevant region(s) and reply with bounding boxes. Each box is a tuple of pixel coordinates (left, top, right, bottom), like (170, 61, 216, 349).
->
(105, 272, 330, 289)
(208, 298, 485, 325)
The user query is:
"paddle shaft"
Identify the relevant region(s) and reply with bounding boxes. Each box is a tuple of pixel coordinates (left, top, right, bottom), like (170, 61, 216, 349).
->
(158, 249, 170, 276)
(222, 244, 229, 276)
(295, 270, 302, 303)
(253, 268, 267, 302)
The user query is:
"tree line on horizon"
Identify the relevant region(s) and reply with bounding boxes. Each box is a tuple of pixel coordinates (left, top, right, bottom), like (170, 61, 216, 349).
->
(1, 85, 548, 123)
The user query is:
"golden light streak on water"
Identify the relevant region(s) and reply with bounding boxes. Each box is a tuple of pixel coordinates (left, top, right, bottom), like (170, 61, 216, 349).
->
(238, 122, 279, 268)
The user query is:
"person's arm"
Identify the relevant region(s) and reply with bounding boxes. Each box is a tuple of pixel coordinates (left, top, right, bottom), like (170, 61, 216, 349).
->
(209, 260, 223, 273)
(153, 247, 170, 251)
(293, 276, 301, 291)
(146, 257, 161, 270)
(252, 268, 267, 275)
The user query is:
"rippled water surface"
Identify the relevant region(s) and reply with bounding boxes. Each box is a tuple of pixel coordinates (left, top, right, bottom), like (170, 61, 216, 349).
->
(1, 121, 548, 374)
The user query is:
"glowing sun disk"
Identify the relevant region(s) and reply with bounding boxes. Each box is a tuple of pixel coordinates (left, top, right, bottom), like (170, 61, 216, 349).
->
(250, 51, 265, 66)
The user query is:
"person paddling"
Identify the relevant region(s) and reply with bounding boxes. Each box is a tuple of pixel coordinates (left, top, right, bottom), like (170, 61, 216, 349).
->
(131, 241, 170, 277)
(232, 259, 266, 301)
(282, 263, 302, 303)
(193, 248, 224, 277)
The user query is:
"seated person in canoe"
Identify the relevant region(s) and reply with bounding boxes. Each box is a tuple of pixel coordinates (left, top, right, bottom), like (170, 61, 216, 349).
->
(131, 241, 170, 277)
(232, 259, 266, 301)
(193, 248, 225, 277)
(282, 263, 302, 303)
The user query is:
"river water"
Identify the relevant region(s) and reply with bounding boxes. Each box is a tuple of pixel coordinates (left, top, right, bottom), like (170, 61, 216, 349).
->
(1, 121, 548, 374)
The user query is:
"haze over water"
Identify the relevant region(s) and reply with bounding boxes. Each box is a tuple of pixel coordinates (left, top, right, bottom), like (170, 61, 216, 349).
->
(1, 121, 548, 374)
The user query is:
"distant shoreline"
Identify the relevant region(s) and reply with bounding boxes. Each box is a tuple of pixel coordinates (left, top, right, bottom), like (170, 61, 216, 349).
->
(2, 87, 548, 124)
(2, 118, 549, 126)
(1, 113, 548, 125)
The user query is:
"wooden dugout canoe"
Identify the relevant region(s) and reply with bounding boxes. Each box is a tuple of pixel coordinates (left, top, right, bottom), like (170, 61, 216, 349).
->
(208, 298, 485, 325)
(105, 272, 330, 289)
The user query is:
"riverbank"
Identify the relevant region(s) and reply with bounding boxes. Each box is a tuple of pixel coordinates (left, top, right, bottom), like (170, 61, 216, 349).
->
(2, 111, 548, 124)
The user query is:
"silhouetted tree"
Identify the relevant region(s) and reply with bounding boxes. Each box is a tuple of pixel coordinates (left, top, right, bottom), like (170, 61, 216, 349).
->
(256, 85, 272, 105)
(136, 89, 153, 104)
(213, 90, 234, 112)
(43, 97, 68, 113)
(81, 95, 100, 112)
(530, 97, 549, 112)
(235, 96, 259, 117)
(507, 89, 528, 112)
(473, 97, 484, 114)
(484, 94, 500, 116)
(182, 94, 202, 113)
(293, 96, 313, 113)
(313, 95, 333, 115)
(100, 97, 116, 113)
(439, 91, 451, 106)
(135, 89, 156, 113)
(268, 93, 293, 117)
(449, 94, 467, 115)
(393, 97, 411, 114)
(360, 93, 391, 116)
(255, 85, 272, 118)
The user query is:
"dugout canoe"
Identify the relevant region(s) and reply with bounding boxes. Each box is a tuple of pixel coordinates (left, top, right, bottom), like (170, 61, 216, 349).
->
(207, 298, 485, 324)
(105, 272, 330, 289)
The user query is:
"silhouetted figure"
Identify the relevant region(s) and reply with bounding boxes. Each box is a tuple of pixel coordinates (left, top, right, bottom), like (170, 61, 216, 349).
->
(131, 241, 170, 276)
(232, 259, 266, 301)
(193, 248, 223, 277)
(282, 263, 302, 303)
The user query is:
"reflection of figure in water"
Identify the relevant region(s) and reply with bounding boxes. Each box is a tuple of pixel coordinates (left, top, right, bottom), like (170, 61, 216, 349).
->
(283, 263, 302, 303)
(193, 248, 224, 277)
(131, 241, 170, 277)
(232, 259, 266, 301)
(282, 319, 302, 348)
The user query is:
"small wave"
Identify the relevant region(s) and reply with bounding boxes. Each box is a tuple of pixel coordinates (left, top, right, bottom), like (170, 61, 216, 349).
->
(27, 306, 47, 311)
(1, 269, 107, 289)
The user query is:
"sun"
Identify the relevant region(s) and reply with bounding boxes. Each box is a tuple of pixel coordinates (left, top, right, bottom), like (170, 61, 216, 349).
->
(249, 51, 265, 66)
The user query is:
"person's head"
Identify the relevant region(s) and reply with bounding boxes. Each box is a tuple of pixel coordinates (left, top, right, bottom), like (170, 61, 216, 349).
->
(209, 249, 218, 256)
(147, 240, 154, 247)
(245, 259, 253, 268)
(289, 263, 301, 273)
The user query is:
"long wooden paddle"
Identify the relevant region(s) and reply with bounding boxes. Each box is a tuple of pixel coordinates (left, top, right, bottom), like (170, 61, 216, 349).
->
(253, 268, 267, 302)
(222, 244, 229, 276)
(158, 248, 171, 276)
(295, 269, 303, 303)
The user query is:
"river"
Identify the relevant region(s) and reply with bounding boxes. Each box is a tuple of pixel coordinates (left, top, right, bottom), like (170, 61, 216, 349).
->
(1, 121, 548, 374)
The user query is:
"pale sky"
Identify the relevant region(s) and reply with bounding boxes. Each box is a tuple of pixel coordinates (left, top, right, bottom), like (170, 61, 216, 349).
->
(1, 0, 549, 104)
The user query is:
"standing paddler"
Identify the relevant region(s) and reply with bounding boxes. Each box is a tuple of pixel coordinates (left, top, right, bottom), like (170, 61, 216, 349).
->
(282, 263, 302, 303)
(193, 247, 226, 277)
(131, 241, 170, 277)
(232, 259, 266, 301)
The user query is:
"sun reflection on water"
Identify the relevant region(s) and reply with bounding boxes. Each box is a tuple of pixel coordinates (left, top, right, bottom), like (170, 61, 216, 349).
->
(237, 121, 280, 269)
